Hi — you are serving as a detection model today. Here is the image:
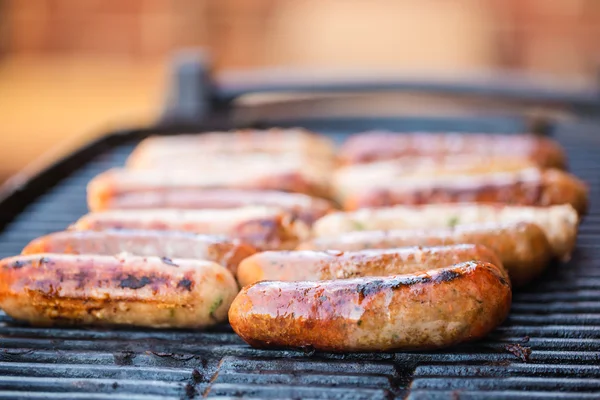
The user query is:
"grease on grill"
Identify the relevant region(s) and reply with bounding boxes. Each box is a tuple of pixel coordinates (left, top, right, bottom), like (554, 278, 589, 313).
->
(504, 343, 532, 362)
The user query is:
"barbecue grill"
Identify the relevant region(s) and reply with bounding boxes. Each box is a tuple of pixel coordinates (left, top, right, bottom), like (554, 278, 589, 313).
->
(1, 62, 600, 399)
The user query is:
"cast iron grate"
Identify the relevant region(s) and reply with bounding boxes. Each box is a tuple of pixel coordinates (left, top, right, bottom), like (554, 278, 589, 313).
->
(0, 122, 599, 399)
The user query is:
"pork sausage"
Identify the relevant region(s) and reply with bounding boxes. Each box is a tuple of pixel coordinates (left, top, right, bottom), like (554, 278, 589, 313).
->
(71, 206, 310, 250)
(237, 244, 503, 287)
(338, 132, 566, 169)
(21, 229, 256, 276)
(312, 204, 578, 261)
(229, 260, 511, 352)
(0, 254, 238, 328)
(299, 222, 551, 287)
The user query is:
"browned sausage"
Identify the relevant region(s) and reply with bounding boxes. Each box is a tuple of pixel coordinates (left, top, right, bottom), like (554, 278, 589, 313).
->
(0, 254, 238, 328)
(299, 222, 551, 287)
(70, 206, 310, 251)
(21, 229, 257, 276)
(88, 188, 335, 224)
(342, 168, 588, 215)
(338, 132, 566, 169)
(313, 204, 579, 261)
(127, 128, 336, 168)
(237, 244, 503, 287)
(88, 167, 332, 202)
(229, 260, 511, 352)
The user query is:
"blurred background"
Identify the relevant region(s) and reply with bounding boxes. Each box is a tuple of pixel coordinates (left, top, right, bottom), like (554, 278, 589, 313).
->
(0, 0, 599, 182)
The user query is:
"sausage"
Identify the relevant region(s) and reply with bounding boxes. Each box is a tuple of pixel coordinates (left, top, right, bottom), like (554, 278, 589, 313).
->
(337, 132, 566, 169)
(0, 254, 238, 328)
(127, 128, 336, 168)
(229, 260, 511, 352)
(21, 229, 257, 276)
(71, 207, 310, 251)
(312, 204, 579, 261)
(88, 188, 335, 224)
(237, 244, 503, 287)
(340, 168, 588, 215)
(299, 222, 551, 287)
(88, 166, 332, 201)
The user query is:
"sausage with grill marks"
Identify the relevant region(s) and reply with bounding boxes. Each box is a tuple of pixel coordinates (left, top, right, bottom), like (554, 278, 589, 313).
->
(237, 244, 503, 287)
(0, 254, 238, 328)
(299, 222, 551, 286)
(21, 229, 257, 276)
(229, 260, 511, 352)
(71, 206, 310, 250)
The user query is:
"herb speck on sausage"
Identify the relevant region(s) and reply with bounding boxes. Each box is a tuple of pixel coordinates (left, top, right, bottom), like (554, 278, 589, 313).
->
(160, 257, 178, 267)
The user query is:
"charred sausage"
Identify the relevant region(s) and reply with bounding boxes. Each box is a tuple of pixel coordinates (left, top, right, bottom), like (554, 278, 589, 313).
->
(312, 204, 578, 261)
(237, 244, 503, 287)
(21, 229, 257, 276)
(88, 188, 335, 224)
(0, 254, 238, 328)
(71, 207, 310, 251)
(338, 132, 566, 169)
(229, 260, 511, 352)
(299, 222, 551, 286)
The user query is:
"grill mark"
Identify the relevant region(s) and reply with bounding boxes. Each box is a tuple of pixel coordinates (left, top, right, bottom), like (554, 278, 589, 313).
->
(177, 278, 193, 291)
(119, 275, 152, 289)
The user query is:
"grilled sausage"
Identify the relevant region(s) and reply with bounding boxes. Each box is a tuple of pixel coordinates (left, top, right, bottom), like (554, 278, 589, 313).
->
(237, 244, 503, 287)
(338, 132, 566, 169)
(21, 229, 257, 276)
(341, 168, 588, 215)
(127, 128, 336, 168)
(88, 188, 335, 224)
(299, 222, 551, 286)
(71, 207, 310, 251)
(313, 204, 579, 261)
(0, 254, 238, 328)
(88, 166, 332, 201)
(229, 260, 511, 352)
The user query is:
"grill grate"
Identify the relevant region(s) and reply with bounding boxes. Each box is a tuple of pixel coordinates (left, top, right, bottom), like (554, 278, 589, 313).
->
(1, 122, 600, 399)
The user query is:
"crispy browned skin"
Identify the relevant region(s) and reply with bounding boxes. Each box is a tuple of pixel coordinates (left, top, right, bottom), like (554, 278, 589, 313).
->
(299, 222, 551, 287)
(338, 132, 566, 169)
(88, 188, 334, 224)
(21, 229, 256, 276)
(70, 207, 310, 251)
(88, 168, 332, 203)
(237, 244, 503, 287)
(0, 254, 238, 328)
(344, 169, 588, 215)
(229, 260, 511, 352)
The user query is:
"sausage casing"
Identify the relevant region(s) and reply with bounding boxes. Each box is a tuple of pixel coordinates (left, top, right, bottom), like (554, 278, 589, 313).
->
(237, 244, 503, 287)
(299, 222, 551, 287)
(0, 254, 238, 328)
(340, 168, 588, 215)
(313, 204, 578, 261)
(229, 261, 511, 352)
(21, 229, 256, 276)
(88, 188, 334, 224)
(71, 206, 310, 250)
(338, 132, 566, 169)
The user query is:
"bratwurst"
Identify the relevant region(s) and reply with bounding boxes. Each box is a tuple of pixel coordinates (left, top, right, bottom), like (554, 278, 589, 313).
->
(313, 204, 578, 261)
(88, 188, 334, 224)
(229, 260, 511, 352)
(299, 222, 551, 286)
(237, 244, 503, 287)
(21, 229, 256, 276)
(0, 254, 238, 328)
(338, 131, 566, 169)
(71, 206, 310, 250)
